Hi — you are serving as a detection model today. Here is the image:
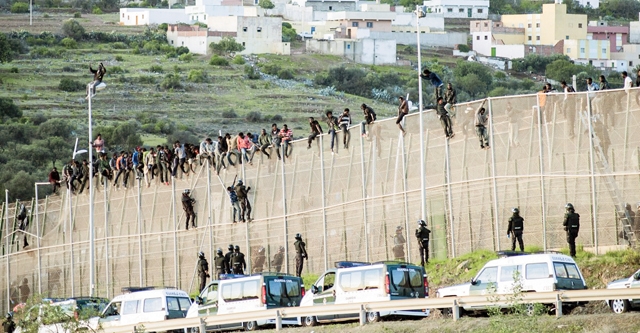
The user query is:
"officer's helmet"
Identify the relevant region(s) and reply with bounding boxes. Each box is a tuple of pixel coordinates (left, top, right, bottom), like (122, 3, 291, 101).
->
(295, 233, 302, 240)
(198, 251, 205, 258)
(512, 207, 519, 214)
(258, 246, 265, 253)
(184, 189, 190, 194)
(565, 203, 574, 210)
(396, 225, 403, 231)
(216, 248, 223, 255)
(228, 244, 234, 251)
(6, 312, 12, 320)
(234, 245, 240, 252)
(417, 219, 426, 226)
(237, 179, 243, 184)
(278, 246, 285, 252)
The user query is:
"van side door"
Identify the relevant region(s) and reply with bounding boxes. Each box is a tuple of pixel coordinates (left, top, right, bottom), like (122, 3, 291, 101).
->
(199, 283, 219, 316)
(497, 265, 522, 294)
(120, 300, 140, 325)
(469, 266, 498, 304)
(313, 272, 336, 321)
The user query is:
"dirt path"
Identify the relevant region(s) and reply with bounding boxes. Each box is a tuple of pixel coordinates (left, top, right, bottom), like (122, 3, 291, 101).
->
(0, 13, 146, 34)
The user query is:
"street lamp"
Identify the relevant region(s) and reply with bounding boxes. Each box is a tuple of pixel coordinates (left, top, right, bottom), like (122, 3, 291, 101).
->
(87, 81, 106, 297)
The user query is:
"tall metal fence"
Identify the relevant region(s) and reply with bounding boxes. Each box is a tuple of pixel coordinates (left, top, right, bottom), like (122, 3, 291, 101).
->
(2, 87, 640, 314)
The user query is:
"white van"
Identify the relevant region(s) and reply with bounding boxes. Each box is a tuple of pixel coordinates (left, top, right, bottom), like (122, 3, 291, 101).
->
(300, 261, 429, 326)
(186, 273, 304, 331)
(95, 287, 191, 332)
(437, 252, 587, 314)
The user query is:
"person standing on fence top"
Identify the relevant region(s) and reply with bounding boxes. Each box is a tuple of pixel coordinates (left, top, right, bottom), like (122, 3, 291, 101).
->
(415, 220, 431, 266)
(294, 233, 308, 277)
(17, 203, 29, 249)
(197, 251, 210, 292)
(338, 109, 352, 149)
(307, 117, 323, 149)
(325, 111, 339, 154)
(396, 96, 409, 136)
(507, 207, 525, 252)
(444, 83, 457, 113)
(474, 99, 489, 149)
(214, 248, 227, 279)
(563, 203, 580, 258)
(435, 97, 454, 139)
(420, 68, 444, 101)
(48, 167, 61, 195)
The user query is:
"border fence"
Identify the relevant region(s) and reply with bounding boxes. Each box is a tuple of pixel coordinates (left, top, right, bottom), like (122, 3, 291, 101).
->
(2, 87, 640, 313)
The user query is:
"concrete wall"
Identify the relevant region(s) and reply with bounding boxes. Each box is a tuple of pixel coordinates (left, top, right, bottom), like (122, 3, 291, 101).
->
(168, 35, 212, 54)
(423, 0, 489, 19)
(306, 0, 356, 12)
(119, 8, 191, 26)
(393, 13, 444, 32)
(630, 21, 640, 44)
(369, 31, 467, 48)
(306, 38, 396, 64)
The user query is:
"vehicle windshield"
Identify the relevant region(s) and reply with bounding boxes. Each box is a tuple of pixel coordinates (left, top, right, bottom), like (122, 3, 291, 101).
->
(388, 266, 424, 298)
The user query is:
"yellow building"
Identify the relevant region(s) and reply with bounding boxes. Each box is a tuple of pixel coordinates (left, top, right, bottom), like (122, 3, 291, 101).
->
(500, 3, 586, 46)
(563, 39, 609, 61)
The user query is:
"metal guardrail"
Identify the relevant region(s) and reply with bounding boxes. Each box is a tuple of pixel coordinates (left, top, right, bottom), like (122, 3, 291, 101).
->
(100, 288, 640, 332)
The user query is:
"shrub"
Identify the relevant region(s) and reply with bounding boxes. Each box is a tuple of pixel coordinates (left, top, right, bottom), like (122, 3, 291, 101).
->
(244, 65, 260, 80)
(187, 69, 206, 83)
(158, 23, 168, 32)
(245, 111, 262, 122)
(31, 47, 65, 58)
(92, 6, 103, 14)
(115, 55, 124, 61)
(232, 55, 245, 65)
(62, 19, 85, 40)
(10, 2, 29, 13)
(277, 68, 294, 80)
(73, 12, 81, 18)
(136, 75, 156, 84)
(109, 66, 125, 74)
(112, 42, 127, 49)
(282, 22, 292, 29)
(10, 67, 19, 73)
(209, 55, 229, 66)
(260, 63, 281, 76)
(457, 44, 470, 52)
(62, 66, 76, 72)
(258, 0, 274, 9)
(43, 13, 50, 18)
(209, 37, 244, 56)
(271, 114, 283, 122)
(175, 46, 189, 56)
(60, 37, 77, 49)
(149, 65, 163, 73)
(160, 73, 182, 90)
(58, 78, 84, 92)
(178, 53, 193, 62)
(221, 110, 237, 118)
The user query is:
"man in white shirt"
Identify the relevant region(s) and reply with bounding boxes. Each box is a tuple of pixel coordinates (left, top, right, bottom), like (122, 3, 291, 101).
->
(623, 71, 633, 92)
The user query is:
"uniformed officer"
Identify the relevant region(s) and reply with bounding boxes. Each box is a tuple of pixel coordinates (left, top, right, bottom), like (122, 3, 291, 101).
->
(234, 180, 252, 222)
(224, 244, 234, 274)
(293, 233, 308, 277)
(231, 245, 246, 275)
(253, 247, 266, 273)
(563, 203, 580, 257)
(392, 226, 406, 261)
(182, 189, 196, 230)
(214, 248, 227, 279)
(271, 246, 285, 273)
(415, 220, 431, 266)
(2, 313, 15, 333)
(197, 251, 210, 292)
(507, 207, 525, 252)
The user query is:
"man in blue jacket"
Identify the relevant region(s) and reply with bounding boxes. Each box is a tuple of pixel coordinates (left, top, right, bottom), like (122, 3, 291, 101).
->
(420, 68, 444, 101)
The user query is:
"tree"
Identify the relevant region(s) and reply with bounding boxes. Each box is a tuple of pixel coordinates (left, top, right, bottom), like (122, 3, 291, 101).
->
(0, 98, 22, 120)
(0, 34, 15, 63)
(258, 0, 274, 9)
(209, 37, 245, 56)
(545, 59, 578, 82)
(456, 73, 486, 98)
(62, 19, 85, 40)
(282, 23, 297, 42)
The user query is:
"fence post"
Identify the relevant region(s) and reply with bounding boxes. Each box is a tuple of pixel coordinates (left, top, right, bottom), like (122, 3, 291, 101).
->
(535, 93, 548, 251)
(359, 304, 366, 326)
(488, 98, 501, 252)
(199, 318, 206, 333)
(281, 145, 289, 274)
(586, 92, 599, 254)
(320, 138, 328, 271)
(275, 310, 282, 331)
(359, 131, 369, 262)
(555, 293, 563, 318)
(453, 299, 460, 322)
(172, 178, 179, 288)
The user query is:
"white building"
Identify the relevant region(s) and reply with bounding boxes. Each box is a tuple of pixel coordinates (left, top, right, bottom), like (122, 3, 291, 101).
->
(166, 24, 220, 55)
(185, 0, 263, 23)
(306, 38, 396, 64)
(422, 0, 489, 19)
(207, 16, 290, 54)
(119, 8, 190, 26)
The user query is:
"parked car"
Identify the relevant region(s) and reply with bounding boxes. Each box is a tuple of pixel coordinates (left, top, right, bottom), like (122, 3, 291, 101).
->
(436, 252, 588, 315)
(15, 297, 109, 333)
(606, 268, 640, 313)
(91, 287, 191, 333)
(299, 261, 429, 327)
(187, 273, 305, 332)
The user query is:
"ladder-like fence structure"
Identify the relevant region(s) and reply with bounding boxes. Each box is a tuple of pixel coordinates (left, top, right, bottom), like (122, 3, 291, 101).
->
(2, 87, 640, 314)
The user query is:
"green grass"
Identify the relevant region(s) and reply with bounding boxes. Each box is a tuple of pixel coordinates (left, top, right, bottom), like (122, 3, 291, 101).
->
(426, 249, 498, 288)
(141, 134, 167, 147)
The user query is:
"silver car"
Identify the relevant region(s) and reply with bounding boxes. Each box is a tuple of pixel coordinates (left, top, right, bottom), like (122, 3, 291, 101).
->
(607, 269, 640, 314)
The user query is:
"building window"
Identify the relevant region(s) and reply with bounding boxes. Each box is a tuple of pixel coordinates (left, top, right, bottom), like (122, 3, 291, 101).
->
(476, 36, 480, 40)
(527, 36, 531, 40)
(484, 22, 488, 27)
(475, 22, 479, 27)
(578, 23, 582, 28)
(477, 9, 483, 13)
(580, 48, 585, 53)
(459, 8, 464, 12)
(204, 15, 206, 20)
(127, 15, 130, 20)
(484, 35, 488, 40)
(257, 27, 262, 32)
(536, 36, 540, 40)
(242, 42, 245, 46)
(170, 40, 173, 44)
(630, 61, 633, 66)
(447, 8, 452, 12)
(243, 27, 247, 32)
(566, 35, 569, 39)
(366, 22, 373, 28)
(567, 48, 571, 53)
(352, 22, 359, 27)
(602, 48, 607, 53)
(528, 23, 532, 28)
(536, 23, 540, 28)
(181, 41, 184, 46)
(329, 6, 332, 10)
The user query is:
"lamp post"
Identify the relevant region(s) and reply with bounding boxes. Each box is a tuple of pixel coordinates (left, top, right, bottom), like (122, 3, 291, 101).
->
(416, 6, 427, 223)
(5, 189, 10, 312)
(87, 81, 106, 297)
(34, 182, 48, 295)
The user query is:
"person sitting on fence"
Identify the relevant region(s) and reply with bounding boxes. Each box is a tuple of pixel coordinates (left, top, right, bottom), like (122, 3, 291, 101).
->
(87, 63, 107, 98)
